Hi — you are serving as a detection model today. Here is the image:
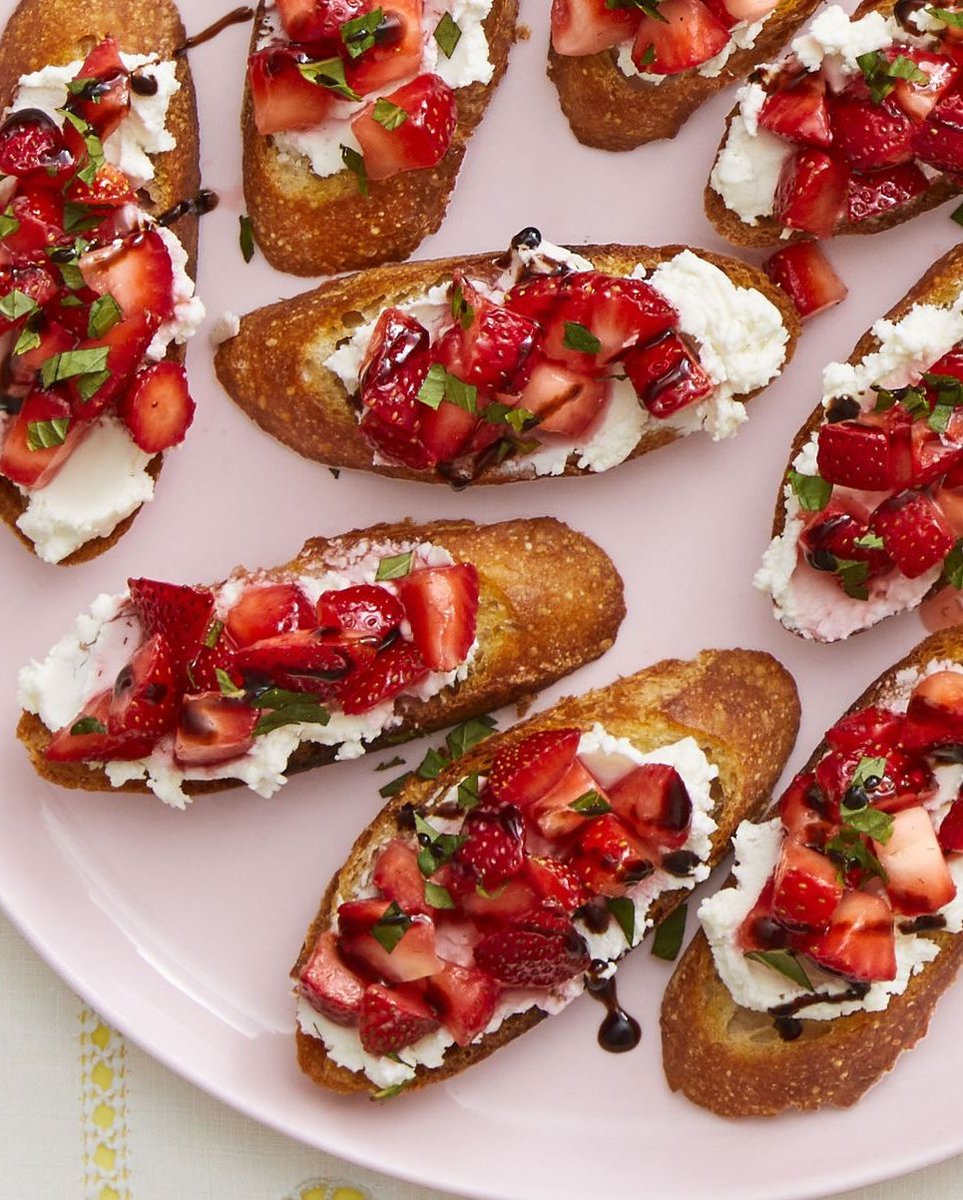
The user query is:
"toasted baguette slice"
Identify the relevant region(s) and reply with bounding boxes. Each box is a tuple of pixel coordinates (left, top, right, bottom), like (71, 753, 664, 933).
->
(293, 648, 800, 1095)
(0, 0, 200, 564)
(214, 240, 799, 485)
(705, 0, 963, 248)
(17, 517, 625, 798)
(547, 0, 820, 152)
(661, 629, 963, 1116)
(242, 0, 517, 276)
(757, 244, 963, 643)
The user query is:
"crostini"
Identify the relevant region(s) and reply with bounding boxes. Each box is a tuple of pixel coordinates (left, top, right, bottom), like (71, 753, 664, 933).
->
(292, 648, 799, 1095)
(757, 244, 963, 642)
(706, 2, 963, 246)
(663, 630, 963, 1115)
(547, 0, 820, 150)
(242, 0, 516, 275)
(214, 229, 798, 486)
(0, 0, 205, 564)
(17, 517, 624, 807)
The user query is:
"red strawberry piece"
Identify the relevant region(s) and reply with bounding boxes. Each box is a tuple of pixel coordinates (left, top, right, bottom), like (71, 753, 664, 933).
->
(248, 46, 337, 136)
(346, 0, 424, 95)
(914, 91, 963, 173)
(396, 563, 479, 672)
(173, 692, 259, 767)
(523, 855, 588, 913)
(870, 489, 955, 578)
(759, 73, 832, 148)
(424, 962, 500, 1046)
(359, 408, 437, 469)
(937, 481, 963, 535)
(458, 874, 539, 924)
(128, 578, 217, 668)
(608, 763, 693, 851)
(0, 262, 61, 331)
(778, 774, 838, 849)
(8, 319, 75, 387)
(885, 45, 959, 121)
(473, 906, 590, 987)
(904, 670, 963, 752)
(929, 346, 963, 383)
(0, 389, 86, 488)
(339, 904, 443, 982)
(503, 273, 567, 326)
(70, 37, 131, 140)
(188, 631, 243, 694)
(623, 329, 714, 418)
(771, 838, 843, 932)
(359, 306, 431, 434)
(907, 420, 963, 489)
(339, 640, 428, 714)
(939, 792, 963, 853)
(455, 804, 526, 890)
(804, 891, 896, 981)
(316, 583, 405, 642)
(875, 806, 957, 915)
(416, 395, 479, 464)
(508, 359, 608, 437)
(631, 0, 729, 74)
(0, 109, 74, 188)
(372, 840, 430, 916)
(814, 745, 935, 815)
(550, 0, 641, 55)
(447, 290, 540, 393)
(297, 931, 366, 1024)
(232, 631, 354, 684)
(118, 361, 195, 454)
(276, 0, 366, 41)
(830, 97, 915, 171)
(847, 161, 929, 224)
(107, 633, 178, 737)
(3, 190, 68, 256)
(800, 510, 894, 585)
(816, 420, 895, 489)
(763, 242, 847, 320)
(44, 687, 157, 762)
(67, 311, 158, 419)
(825, 706, 906, 755)
(774, 149, 850, 238)
(226, 583, 315, 647)
(526, 759, 604, 839)
(487, 727, 581, 808)
(352, 73, 456, 181)
(66, 162, 136, 208)
(79, 229, 175, 323)
(737, 875, 799, 953)
(358, 982, 440, 1055)
(570, 812, 656, 897)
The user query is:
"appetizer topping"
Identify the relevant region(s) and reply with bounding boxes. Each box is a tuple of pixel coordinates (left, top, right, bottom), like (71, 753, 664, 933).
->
(763, 242, 848, 321)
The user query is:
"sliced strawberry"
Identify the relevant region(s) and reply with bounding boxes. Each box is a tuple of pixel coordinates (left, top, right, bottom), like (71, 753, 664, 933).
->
(847, 161, 929, 225)
(816, 420, 895, 490)
(360, 408, 436, 469)
(359, 307, 431, 436)
(248, 46, 337, 135)
(885, 45, 958, 121)
(188, 630, 243, 694)
(70, 37, 131, 140)
(550, 0, 641, 55)
(814, 745, 935, 814)
(0, 262, 61, 330)
(508, 360, 607, 437)
(79, 229, 174, 323)
(759, 74, 832, 148)
(631, 0, 729, 74)
(904, 670, 963, 751)
(0, 109, 74, 188)
(457, 874, 539, 924)
(338, 640, 428, 713)
(232, 630, 354, 681)
(800, 509, 894, 585)
(0, 389, 86, 488)
(3, 190, 68, 256)
(396, 563, 478, 672)
(66, 162, 135, 208)
(825, 706, 906, 755)
(771, 838, 843, 932)
(939, 792, 963, 853)
(8, 318, 75, 386)
(358, 982, 439, 1054)
(372, 840, 430, 915)
(455, 805, 525, 890)
(875, 806, 956, 915)
(44, 687, 157, 763)
(107, 634, 178, 737)
(352, 73, 456, 181)
(473, 906, 590, 986)
(128, 579, 216, 668)
(914, 91, 963, 173)
(570, 813, 656, 897)
(447, 290, 540, 393)
(118, 362, 195, 454)
(424, 963, 500, 1046)
(763, 242, 847, 320)
(774, 150, 850, 238)
(523, 856, 588, 913)
(830, 97, 914, 172)
(173, 692, 259, 766)
(870, 489, 955, 578)
(525, 759, 604, 839)
(226, 583, 315, 646)
(737, 876, 792, 953)
(503, 273, 568, 326)
(907, 420, 963, 488)
(339, 904, 442, 982)
(316, 584, 405, 642)
(416, 397, 478, 463)
(487, 728, 581, 808)
(346, 0, 425, 95)
(607, 763, 693, 851)
(297, 931, 366, 1024)
(68, 311, 158, 419)
(623, 329, 714, 418)
(805, 890, 896, 982)
(276, 0, 366, 41)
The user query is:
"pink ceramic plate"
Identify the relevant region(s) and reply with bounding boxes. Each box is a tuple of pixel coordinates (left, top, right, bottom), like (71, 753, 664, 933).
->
(3, 1, 963, 1196)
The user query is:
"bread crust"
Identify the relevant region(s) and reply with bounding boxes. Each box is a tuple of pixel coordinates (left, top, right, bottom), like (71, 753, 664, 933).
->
(17, 516, 625, 794)
(293, 647, 800, 1095)
(242, 0, 517, 276)
(213, 242, 800, 485)
(661, 629, 963, 1116)
(704, 0, 963, 246)
(547, 0, 821, 151)
(0, 0, 200, 563)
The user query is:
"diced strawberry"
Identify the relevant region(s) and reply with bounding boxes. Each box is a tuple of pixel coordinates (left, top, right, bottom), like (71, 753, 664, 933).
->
(70, 37, 131, 140)
(66, 162, 135, 208)
(523, 856, 588, 912)
(3, 190, 67, 256)
(248, 46, 337, 135)
(875, 806, 957, 915)
(0, 262, 61, 331)
(805, 890, 896, 982)
(939, 793, 963, 853)
(0, 389, 86, 488)
(118, 361, 195, 454)
(816, 420, 895, 489)
(607, 763, 693, 851)
(800, 510, 894, 584)
(346, 0, 425, 95)
(358, 982, 440, 1055)
(276, 0, 366, 41)
(904, 671, 963, 752)
(225, 584, 314, 647)
(774, 149, 850, 238)
(937, 482, 963, 536)
(107, 634, 178, 737)
(173, 692, 258, 766)
(359, 307, 431, 436)
(79, 229, 174, 323)
(372, 840, 431, 915)
(814, 745, 935, 814)
(771, 838, 843, 932)
(508, 360, 608, 436)
(128, 579, 216, 668)
(737, 876, 793, 952)
(297, 931, 366, 1024)
(340, 905, 443, 983)
(338, 640, 428, 713)
(550, 0, 642, 55)
(870, 489, 956, 578)
(623, 329, 714, 418)
(885, 46, 959, 121)
(631, 0, 729, 74)
(503, 273, 567, 326)
(416, 397, 478, 463)
(316, 584, 405, 642)
(458, 874, 539, 924)
(188, 629, 243, 694)
(778, 774, 839, 848)
(763, 242, 847, 320)
(906, 420, 963, 489)
(424, 962, 500, 1046)
(338, 898, 399, 937)
(232, 630, 354, 681)
(0, 109, 74, 188)
(847, 161, 929, 224)
(759, 74, 832, 148)
(360, 408, 437, 469)
(570, 813, 656, 897)
(396, 563, 478, 672)
(44, 687, 157, 763)
(830, 97, 915, 171)
(487, 727, 581, 808)
(473, 906, 590, 986)
(68, 311, 158, 419)
(825, 706, 906, 756)
(914, 91, 963, 173)
(929, 346, 963, 383)
(448, 291, 540, 393)
(8, 318, 75, 386)
(526, 760, 604, 839)
(455, 805, 525, 890)
(353, 73, 456, 181)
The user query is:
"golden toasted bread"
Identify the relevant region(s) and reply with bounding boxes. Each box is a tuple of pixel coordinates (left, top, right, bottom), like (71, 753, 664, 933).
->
(293, 648, 800, 1095)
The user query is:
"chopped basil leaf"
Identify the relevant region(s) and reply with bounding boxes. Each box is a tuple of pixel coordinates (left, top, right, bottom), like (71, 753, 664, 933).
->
(946, 539, 963, 589)
(340, 144, 369, 196)
(65, 76, 95, 96)
(446, 372, 477, 412)
(953, 200, 963, 227)
(216, 668, 243, 697)
(253, 691, 330, 735)
(376, 755, 406, 771)
(70, 715, 105, 736)
(0, 290, 38, 322)
(844, 805, 894, 843)
(788, 469, 831, 512)
(12, 323, 41, 356)
(63, 202, 101, 234)
(370, 901, 412, 953)
(825, 825, 888, 883)
(456, 771, 481, 810)
(482, 401, 538, 434)
(856, 49, 927, 104)
(900, 386, 930, 420)
(26, 417, 69, 451)
(252, 687, 320, 708)
(341, 7, 384, 57)
(606, 896, 635, 946)
(924, 371, 963, 407)
(605, 0, 666, 19)
(75, 369, 112, 402)
(375, 549, 414, 580)
(417, 362, 447, 409)
(0, 210, 19, 239)
(929, 403, 953, 434)
(413, 812, 466, 876)
(450, 283, 474, 330)
(416, 746, 450, 780)
(61, 110, 105, 185)
(745, 948, 813, 990)
(379, 771, 413, 798)
(372, 1083, 407, 1100)
(329, 467, 341, 479)
(651, 902, 687, 962)
(929, 5, 963, 26)
(204, 618, 224, 649)
(872, 385, 899, 412)
(433, 11, 462, 56)
(851, 755, 888, 790)
(636, 43, 655, 65)
(833, 557, 870, 601)
(59, 295, 84, 308)
(568, 790, 611, 816)
(424, 880, 455, 909)
(298, 57, 360, 101)
(562, 321, 602, 355)
(854, 532, 884, 551)
(372, 98, 408, 131)
(87, 293, 122, 339)
(40, 346, 110, 388)
(239, 214, 255, 263)
(446, 713, 497, 758)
